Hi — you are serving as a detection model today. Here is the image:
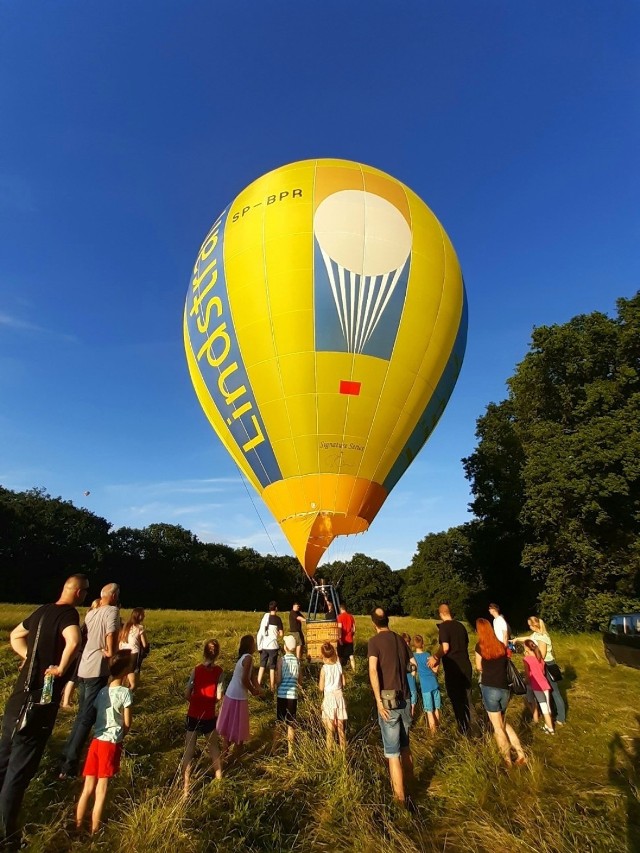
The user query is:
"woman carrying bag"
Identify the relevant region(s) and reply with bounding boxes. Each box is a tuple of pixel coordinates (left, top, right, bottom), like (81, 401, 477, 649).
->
(475, 619, 527, 769)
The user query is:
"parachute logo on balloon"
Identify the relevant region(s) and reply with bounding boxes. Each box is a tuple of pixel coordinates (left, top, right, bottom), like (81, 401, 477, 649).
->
(184, 159, 467, 578)
(314, 190, 412, 358)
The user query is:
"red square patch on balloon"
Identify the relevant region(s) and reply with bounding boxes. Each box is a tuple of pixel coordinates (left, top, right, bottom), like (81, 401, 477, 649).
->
(339, 380, 361, 396)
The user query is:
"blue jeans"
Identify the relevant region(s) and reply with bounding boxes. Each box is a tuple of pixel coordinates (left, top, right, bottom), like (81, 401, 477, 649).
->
(407, 673, 418, 707)
(480, 685, 510, 713)
(0, 691, 59, 841)
(377, 698, 412, 758)
(547, 665, 566, 723)
(59, 676, 107, 775)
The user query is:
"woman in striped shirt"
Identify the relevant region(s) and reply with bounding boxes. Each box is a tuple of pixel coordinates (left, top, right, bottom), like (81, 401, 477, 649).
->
(274, 635, 301, 754)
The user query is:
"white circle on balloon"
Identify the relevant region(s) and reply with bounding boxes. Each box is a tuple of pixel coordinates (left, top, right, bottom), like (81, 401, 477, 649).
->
(313, 190, 412, 276)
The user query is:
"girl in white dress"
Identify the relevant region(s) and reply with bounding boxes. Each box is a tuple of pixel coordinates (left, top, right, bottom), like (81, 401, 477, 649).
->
(319, 642, 347, 751)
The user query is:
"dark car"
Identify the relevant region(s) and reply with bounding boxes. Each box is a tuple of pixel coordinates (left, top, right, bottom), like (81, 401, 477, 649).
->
(603, 613, 640, 669)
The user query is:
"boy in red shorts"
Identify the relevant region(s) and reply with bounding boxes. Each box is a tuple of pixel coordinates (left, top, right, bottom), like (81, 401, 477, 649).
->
(76, 650, 133, 834)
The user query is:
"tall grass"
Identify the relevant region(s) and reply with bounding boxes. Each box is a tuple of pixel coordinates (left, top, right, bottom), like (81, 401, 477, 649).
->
(0, 608, 637, 851)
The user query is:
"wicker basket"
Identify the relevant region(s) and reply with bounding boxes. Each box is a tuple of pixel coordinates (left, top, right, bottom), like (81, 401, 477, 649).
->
(306, 620, 341, 662)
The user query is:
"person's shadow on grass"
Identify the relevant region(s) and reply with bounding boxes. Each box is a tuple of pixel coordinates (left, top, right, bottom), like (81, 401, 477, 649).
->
(608, 714, 640, 850)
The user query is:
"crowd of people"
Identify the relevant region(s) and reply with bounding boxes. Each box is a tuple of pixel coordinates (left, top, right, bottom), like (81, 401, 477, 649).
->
(0, 576, 567, 846)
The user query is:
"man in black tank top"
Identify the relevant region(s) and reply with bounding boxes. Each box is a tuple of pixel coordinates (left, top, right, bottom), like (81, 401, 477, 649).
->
(0, 574, 88, 844)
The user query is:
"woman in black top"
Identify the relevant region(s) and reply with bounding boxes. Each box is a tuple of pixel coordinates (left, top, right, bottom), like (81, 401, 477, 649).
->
(475, 618, 526, 768)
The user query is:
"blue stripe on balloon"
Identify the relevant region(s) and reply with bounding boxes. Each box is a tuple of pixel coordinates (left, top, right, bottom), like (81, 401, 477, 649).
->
(186, 210, 282, 488)
(382, 286, 468, 493)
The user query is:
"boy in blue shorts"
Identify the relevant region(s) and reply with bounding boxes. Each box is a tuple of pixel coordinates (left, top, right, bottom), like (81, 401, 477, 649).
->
(413, 635, 440, 733)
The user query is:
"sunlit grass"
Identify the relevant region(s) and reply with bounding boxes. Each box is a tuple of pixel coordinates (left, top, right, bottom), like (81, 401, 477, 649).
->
(0, 606, 637, 851)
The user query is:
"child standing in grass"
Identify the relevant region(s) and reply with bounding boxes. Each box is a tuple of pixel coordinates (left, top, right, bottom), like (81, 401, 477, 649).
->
(118, 607, 148, 691)
(274, 635, 301, 755)
(413, 635, 441, 733)
(216, 635, 262, 756)
(319, 642, 347, 751)
(182, 639, 224, 795)
(76, 650, 133, 835)
(523, 640, 555, 735)
(402, 633, 418, 717)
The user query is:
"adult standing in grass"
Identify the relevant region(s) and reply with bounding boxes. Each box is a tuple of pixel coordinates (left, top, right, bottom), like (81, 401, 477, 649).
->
(488, 603, 509, 647)
(59, 583, 121, 779)
(288, 603, 306, 662)
(256, 602, 283, 691)
(475, 619, 527, 768)
(217, 635, 262, 755)
(367, 607, 413, 803)
(0, 574, 88, 845)
(337, 602, 356, 671)
(514, 617, 566, 725)
(429, 603, 474, 734)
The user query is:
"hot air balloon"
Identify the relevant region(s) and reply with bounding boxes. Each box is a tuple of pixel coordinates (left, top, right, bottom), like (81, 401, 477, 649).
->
(184, 159, 467, 578)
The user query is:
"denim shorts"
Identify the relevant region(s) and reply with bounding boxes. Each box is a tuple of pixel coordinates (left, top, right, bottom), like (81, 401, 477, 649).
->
(421, 688, 441, 712)
(377, 699, 412, 758)
(480, 685, 510, 713)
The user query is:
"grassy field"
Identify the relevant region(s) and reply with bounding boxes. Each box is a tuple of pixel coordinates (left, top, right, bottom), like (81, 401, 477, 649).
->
(0, 605, 638, 852)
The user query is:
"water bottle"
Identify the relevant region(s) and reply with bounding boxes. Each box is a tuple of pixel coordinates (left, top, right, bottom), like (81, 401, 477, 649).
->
(40, 671, 54, 704)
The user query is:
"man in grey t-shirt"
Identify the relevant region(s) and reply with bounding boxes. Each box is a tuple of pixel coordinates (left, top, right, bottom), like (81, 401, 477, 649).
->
(58, 583, 120, 778)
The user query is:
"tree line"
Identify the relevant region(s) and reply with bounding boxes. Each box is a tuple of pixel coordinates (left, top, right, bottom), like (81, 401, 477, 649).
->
(0, 486, 403, 615)
(403, 292, 640, 630)
(2, 293, 638, 628)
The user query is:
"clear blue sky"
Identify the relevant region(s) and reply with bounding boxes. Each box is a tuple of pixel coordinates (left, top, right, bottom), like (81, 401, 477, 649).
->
(1, 2, 638, 570)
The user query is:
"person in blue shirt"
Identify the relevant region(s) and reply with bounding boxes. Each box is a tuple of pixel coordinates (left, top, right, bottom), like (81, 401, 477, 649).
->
(401, 634, 418, 717)
(413, 635, 441, 733)
(76, 650, 133, 835)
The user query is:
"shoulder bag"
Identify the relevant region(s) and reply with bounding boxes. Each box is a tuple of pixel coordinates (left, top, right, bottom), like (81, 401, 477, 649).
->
(545, 662, 563, 682)
(13, 615, 45, 738)
(380, 633, 406, 711)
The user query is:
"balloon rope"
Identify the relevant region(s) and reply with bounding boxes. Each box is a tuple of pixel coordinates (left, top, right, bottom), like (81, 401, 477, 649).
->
(237, 468, 280, 557)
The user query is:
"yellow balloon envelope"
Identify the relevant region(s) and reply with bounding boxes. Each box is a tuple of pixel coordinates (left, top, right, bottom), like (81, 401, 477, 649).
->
(184, 159, 467, 577)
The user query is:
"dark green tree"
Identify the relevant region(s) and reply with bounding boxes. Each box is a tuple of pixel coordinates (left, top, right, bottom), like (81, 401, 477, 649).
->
(324, 553, 403, 615)
(0, 486, 111, 602)
(401, 524, 482, 621)
(463, 292, 640, 629)
(509, 295, 640, 628)
(461, 401, 536, 625)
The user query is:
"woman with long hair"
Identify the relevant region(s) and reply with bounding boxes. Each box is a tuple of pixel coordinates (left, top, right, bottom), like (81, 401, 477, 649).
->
(118, 607, 148, 690)
(475, 618, 526, 768)
(514, 616, 566, 725)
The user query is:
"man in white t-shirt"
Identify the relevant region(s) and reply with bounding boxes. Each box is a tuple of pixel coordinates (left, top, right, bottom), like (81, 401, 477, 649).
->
(488, 603, 509, 646)
(256, 601, 283, 691)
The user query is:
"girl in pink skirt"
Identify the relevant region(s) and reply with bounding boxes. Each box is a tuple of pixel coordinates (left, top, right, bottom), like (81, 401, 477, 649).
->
(319, 642, 347, 751)
(216, 635, 262, 755)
